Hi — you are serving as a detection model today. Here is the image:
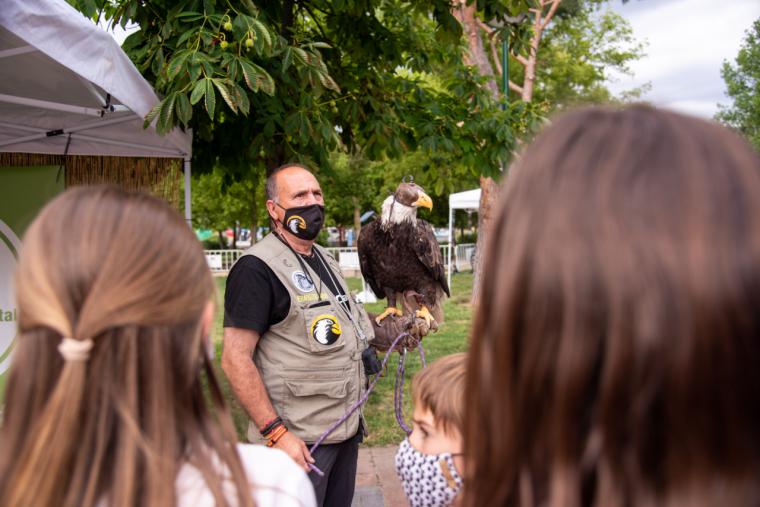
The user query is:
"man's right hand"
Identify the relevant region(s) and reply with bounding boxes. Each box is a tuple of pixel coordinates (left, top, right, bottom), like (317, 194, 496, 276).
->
(275, 430, 316, 472)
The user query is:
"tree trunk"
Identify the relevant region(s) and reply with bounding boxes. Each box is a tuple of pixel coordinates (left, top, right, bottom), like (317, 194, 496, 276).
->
(471, 176, 501, 307)
(452, 0, 499, 98)
(452, 0, 562, 305)
(522, 31, 540, 102)
(521, 1, 562, 102)
(450, 0, 502, 304)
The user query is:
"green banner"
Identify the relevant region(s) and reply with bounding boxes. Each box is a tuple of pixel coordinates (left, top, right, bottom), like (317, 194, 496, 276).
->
(0, 166, 64, 399)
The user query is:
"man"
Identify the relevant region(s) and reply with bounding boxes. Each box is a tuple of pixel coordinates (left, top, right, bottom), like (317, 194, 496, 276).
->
(222, 164, 373, 507)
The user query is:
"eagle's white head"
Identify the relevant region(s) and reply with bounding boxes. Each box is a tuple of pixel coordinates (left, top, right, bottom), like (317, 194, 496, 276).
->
(380, 182, 433, 229)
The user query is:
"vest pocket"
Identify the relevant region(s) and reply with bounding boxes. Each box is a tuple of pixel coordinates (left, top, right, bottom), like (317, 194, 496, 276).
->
(282, 376, 350, 436)
(302, 304, 347, 354)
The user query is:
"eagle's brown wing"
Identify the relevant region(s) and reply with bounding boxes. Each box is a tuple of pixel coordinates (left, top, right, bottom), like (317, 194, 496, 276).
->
(413, 219, 450, 297)
(357, 220, 385, 298)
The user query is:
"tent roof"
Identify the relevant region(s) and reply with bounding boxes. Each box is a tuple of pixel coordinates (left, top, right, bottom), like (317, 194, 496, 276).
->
(449, 188, 480, 210)
(0, 0, 191, 158)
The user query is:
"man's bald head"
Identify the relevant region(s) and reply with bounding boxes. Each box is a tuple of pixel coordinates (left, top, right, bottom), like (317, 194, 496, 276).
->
(266, 163, 315, 202)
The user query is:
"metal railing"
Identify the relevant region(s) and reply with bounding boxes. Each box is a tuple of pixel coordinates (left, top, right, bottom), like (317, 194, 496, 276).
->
(203, 243, 476, 274)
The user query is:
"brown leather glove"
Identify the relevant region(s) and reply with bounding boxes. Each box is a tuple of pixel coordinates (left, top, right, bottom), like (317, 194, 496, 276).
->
(368, 310, 437, 353)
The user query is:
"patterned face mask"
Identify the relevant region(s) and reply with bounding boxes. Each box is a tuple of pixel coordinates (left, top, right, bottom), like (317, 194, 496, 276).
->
(394, 437, 463, 507)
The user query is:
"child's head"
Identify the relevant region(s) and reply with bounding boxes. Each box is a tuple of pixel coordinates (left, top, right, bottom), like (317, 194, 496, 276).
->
(410, 352, 466, 454)
(0, 186, 253, 507)
(396, 352, 467, 507)
(465, 105, 760, 507)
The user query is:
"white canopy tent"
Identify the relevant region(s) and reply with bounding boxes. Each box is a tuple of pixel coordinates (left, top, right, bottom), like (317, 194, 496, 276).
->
(447, 188, 480, 288)
(0, 0, 193, 221)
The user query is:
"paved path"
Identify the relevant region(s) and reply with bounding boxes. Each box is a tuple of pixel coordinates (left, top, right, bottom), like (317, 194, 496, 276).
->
(352, 446, 407, 507)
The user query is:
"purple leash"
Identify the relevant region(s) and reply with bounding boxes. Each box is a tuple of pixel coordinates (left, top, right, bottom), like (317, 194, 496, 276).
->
(393, 343, 427, 433)
(307, 331, 411, 476)
(394, 349, 412, 434)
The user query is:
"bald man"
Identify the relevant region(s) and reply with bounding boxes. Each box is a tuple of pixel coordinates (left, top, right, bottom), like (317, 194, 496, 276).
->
(222, 164, 373, 507)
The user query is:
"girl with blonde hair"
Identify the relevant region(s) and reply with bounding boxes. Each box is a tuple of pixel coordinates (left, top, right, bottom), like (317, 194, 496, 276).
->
(0, 186, 315, 507)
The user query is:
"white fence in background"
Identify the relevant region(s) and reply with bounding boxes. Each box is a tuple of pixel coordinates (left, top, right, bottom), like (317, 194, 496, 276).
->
(203, 243, 476, 275)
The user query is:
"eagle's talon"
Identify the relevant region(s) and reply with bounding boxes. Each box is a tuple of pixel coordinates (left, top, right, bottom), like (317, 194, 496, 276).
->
(375, 307, 403, 325)
(415, 305, 435, 329)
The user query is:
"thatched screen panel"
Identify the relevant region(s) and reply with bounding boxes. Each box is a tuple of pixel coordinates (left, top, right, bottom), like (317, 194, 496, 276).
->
(0, 153, 182, 210)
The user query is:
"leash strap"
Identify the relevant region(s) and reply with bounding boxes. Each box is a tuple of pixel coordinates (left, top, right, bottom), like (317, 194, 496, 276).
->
(308, 331, 410, 476)
(307, 332, 430, 475)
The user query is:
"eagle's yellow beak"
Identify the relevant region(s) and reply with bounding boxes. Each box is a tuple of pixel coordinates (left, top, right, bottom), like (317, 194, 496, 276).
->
(413, 192, 433, 210)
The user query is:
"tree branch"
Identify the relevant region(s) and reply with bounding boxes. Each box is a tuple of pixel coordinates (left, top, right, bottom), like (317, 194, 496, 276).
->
(512, 52, 528, 67)
(509, 80, 523, 94)
(483, 26, 502, 76)
(477, 19, 494, 35)
(540, 0, 562, 31)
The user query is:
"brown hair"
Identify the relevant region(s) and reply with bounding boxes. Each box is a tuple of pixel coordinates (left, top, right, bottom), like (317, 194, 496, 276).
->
(464, 106, 760, 506)
(413, 352, 467, 437)
(0, 186, 254, 507)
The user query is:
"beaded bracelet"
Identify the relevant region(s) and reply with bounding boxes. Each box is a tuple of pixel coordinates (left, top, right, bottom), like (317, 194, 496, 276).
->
(265, 425, 288, 447)
(259, 416, 283, 436)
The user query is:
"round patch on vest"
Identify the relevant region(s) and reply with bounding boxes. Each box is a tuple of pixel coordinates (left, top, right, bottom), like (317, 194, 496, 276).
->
(310, 314, 342, 345)
(287, 215, 307, 234)
(292, 270, 315, 293)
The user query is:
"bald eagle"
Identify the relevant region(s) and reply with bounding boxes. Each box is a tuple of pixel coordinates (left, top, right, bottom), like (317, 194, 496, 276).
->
(358, 181, 450, 327)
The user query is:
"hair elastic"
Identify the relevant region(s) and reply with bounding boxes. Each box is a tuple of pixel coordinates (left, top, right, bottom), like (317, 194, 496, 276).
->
(58, 337, 94, 362)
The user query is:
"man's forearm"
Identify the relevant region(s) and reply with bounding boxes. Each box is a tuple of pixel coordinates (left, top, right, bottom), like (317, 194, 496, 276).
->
(222, 352, 278, 430)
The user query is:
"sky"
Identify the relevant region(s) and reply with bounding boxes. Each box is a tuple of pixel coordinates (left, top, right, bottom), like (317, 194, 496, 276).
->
(103, 0, 760, 119)
(608, 0, 760, 118)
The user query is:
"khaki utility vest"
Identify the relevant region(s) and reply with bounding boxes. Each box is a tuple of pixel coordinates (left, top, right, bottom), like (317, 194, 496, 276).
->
(241, 234, 371, 444)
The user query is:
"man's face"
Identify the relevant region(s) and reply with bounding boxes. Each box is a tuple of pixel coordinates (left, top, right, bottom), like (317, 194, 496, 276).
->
(267, 166, 324, 225)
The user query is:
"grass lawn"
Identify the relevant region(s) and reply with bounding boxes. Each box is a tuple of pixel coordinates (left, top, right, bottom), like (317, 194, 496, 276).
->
(211, 272, 473, 447)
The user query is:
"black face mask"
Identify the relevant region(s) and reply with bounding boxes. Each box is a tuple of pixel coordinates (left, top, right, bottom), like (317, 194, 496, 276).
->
(276, 203, 325, 240)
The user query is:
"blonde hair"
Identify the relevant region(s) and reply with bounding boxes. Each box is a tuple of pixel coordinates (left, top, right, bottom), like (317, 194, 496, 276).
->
(412, 352, 467, 437)
(0, 186, 254, 507)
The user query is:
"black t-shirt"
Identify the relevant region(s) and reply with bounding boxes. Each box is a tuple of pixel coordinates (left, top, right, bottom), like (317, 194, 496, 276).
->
(223, 241, 349, 335)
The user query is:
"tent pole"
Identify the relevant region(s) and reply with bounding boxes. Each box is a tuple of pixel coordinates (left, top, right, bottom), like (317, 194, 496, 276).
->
(0, 93, 105, 117)
(447, 206, 453, 290)
(184, 158, 192, 227)
(0, 45, 37, 59)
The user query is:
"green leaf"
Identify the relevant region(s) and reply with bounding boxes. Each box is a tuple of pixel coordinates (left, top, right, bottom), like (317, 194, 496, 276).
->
(176, 28, 197, 47)
(292, 48, 309, 67)
(239, 59, 260, 92)
(157, 93, 177, 134)
(188, 63, 202, 82)
(204, 79, 216, 119)
(251, 17, 272, 50)
(167, 51, 191, 79)
(257, 71, 275, 96)
(317, 71, 340, 93)
(121, 31, 145, 52)
(231, 83, 250, 115)
(143, 101, 162, 129)
(282, 47, 293, 72)
(176, 93, 192, 124)
(190, 79, 206, 104)
(305, 42, 331, 50)
(212, 79, 237, 113)
(240, 0, 258, 15)
(176, 11, 204, 20)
